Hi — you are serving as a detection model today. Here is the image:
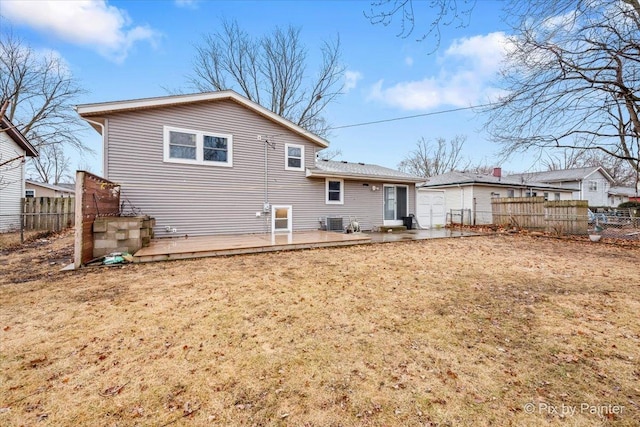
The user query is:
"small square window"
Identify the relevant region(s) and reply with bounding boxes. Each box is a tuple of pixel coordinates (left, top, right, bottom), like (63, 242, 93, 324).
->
(588, 180, 598, 191)
(554, 193, 561, 201)
(25, 189, 35, 198)
(507, 189, 515, 198)
(326, 179, 343, 204)
(285, 144, 304, 171)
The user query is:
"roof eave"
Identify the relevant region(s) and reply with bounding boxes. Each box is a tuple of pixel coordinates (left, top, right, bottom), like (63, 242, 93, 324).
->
(584, 166, 615, 183)
(1, 116, 38, 157)
(306, 169, 423, 183)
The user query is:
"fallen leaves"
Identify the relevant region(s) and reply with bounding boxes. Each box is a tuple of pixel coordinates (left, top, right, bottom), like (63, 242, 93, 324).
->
(99, 382, 129, 397)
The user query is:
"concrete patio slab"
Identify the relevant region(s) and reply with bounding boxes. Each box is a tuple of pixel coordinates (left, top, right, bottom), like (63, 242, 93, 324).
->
(133, 230, 371, 262)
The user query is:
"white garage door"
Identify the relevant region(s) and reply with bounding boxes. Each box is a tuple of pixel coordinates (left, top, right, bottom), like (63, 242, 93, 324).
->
(416, 190, 446, 229)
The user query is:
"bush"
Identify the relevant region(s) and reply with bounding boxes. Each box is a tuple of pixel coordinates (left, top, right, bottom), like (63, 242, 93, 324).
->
(618, 201, 640, 209)
(618, 201, 640, 217)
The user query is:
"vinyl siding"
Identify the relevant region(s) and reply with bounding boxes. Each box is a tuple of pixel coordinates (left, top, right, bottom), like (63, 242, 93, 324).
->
(0, 132, 25, 232)
(582, 171, 611, 207)
(102, 100, 412, 236)
(471, 186, 500, 224)
(309, 179, 415, 231)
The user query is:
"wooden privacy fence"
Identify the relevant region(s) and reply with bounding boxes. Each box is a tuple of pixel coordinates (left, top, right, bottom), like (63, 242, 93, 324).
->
(22, 197, 75, 231)
(492, 197, 588, 234)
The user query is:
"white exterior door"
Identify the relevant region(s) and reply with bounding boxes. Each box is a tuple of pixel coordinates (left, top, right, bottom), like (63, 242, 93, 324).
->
(416, 189, 446, 228)
(383, 185, 408, 226)
(272, 205, 292, 233)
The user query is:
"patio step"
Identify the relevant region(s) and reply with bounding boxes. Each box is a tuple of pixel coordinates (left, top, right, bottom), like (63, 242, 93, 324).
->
(377, 225, 407, 233)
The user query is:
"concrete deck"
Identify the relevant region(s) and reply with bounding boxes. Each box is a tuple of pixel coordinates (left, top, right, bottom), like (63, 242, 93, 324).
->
(133, 228, 480, 263)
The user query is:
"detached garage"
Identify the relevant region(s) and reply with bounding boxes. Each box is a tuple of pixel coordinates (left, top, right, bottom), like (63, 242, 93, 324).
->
(416, 170, 574, 227)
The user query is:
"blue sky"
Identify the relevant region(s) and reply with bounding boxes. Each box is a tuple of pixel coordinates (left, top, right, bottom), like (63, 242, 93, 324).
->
(2, 0, 523, 177)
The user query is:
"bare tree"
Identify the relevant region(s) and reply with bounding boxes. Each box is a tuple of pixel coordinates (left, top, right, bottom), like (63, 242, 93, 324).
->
(398, 135, 468, 177)
(486, 0, 640, 184)
(1, 29, 88, 182)
(364, 0, 477, 52)
(28, 142, 71, 184)
(189, 20, 345, 137)
(316, 147, 343, 161)
(462, 163, 503, 175)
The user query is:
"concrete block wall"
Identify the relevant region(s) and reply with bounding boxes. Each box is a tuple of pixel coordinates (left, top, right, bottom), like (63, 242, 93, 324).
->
(93, 215, 155, 259)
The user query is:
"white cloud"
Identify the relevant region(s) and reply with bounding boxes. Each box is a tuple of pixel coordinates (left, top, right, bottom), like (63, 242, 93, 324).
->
(405, 56, 414, 66)
(174, 0, 198, 9)
(368, 32, 511, 110)
(344, 70, 363, 92)
(2, 0, 160, 63)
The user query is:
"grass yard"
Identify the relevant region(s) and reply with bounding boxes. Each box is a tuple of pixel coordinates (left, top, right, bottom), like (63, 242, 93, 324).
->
(1, 231, 639, 426)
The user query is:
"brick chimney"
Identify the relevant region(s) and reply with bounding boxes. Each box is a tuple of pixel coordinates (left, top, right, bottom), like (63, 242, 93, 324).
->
(492, 167, 502, 178)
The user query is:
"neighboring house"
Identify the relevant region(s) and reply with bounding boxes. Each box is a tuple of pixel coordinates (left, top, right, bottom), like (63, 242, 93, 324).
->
(25, 180, 75, 198)
(608, 186, 639, 206)
(507, 166, 614, 207)
(0, 115, 38, 232)
(76, 91, 422, 237)
(416, 169, 574, 227)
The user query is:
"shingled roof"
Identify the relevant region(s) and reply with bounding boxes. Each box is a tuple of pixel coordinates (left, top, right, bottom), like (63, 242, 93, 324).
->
(418, 170, 569, 191)
(506, 166, 614, 184)
(306, 159, 423, 183)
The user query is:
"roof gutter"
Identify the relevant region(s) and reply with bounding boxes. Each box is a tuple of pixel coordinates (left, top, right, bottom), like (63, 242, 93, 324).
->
(306, 169, 423, 184)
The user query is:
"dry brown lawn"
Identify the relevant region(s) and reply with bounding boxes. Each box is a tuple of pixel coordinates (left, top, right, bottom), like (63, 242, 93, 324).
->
(1, 231, 639, 426)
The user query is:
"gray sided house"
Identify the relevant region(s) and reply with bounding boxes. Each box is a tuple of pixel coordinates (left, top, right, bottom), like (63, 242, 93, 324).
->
(507, 166, 614, 207)
(416, 169, 574, 227)
(76, 91, 422, 237)
(0, 115, 38, 232)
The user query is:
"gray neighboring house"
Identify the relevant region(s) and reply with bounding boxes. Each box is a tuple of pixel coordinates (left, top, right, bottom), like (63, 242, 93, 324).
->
(1, 115, 38, 232)
(76, 90, 422, 237)
(507, 166, 614, 207)
(416, 169, 574, 227)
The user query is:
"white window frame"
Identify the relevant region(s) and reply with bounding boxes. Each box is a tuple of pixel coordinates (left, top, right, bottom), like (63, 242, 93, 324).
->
(507, 189, 515, 198)
(285, 143, 305, 171)
(588, 180, 598, 191)
(271, 205, 292, 233)
(325, 178, 344, 205)
(383, 184, 409, 225)
(554, 193, 561, 201)
(25, 189, 36, 198)
(163, 126, 233, 167)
